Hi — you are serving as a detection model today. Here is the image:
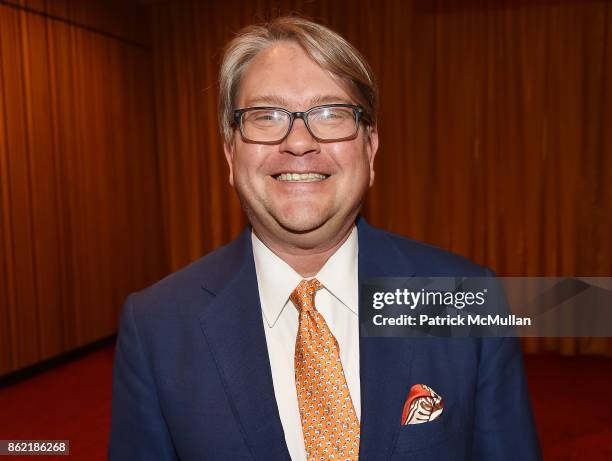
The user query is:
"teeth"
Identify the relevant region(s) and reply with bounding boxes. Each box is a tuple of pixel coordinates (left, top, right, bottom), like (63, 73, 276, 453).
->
(275, 172, 328, 182)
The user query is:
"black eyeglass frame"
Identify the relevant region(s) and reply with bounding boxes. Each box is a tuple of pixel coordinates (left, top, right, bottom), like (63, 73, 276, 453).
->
(232, 103, 366, 144)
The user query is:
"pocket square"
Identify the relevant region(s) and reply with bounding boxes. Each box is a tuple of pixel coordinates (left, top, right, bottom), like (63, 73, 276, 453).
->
(401, 384, 444, 425)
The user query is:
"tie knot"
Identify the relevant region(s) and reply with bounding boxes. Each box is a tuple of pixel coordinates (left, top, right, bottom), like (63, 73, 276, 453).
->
(290, 278, 323, 312)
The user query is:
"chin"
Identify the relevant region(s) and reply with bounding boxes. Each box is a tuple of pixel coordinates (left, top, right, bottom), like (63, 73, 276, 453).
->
(274, 209, 330, 234)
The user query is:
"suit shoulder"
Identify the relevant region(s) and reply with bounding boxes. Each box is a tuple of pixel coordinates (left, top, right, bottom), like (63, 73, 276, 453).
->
(378, 228, 490, 276)
(127, 231, 249, 315)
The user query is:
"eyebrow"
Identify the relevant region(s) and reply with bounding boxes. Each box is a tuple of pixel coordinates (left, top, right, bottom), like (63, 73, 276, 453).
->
(243, 94, 354, 108)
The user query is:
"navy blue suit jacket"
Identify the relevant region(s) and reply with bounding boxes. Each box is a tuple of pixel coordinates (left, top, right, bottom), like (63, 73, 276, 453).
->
(109, 218, 541, 460)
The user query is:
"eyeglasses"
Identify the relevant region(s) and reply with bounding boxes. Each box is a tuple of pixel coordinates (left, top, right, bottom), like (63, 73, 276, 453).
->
(233, 104, 365, 144)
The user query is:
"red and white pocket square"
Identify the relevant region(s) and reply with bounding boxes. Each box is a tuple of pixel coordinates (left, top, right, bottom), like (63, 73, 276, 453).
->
(401, 384, 444, 425)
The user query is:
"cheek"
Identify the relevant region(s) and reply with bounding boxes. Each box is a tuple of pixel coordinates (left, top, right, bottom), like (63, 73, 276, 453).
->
(335, 147, 372, 180)
(233, 147, 269, 182)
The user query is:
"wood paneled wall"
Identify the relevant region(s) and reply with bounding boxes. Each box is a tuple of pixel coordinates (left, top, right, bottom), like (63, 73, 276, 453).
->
(1, 0, 610, 373)
(150, 0, 611, 354)
(0, 0, 166, 375)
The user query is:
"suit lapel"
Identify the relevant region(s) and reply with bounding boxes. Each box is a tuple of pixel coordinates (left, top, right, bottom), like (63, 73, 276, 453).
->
(198, 229, 291, 461)
(357, 218, 416, 460)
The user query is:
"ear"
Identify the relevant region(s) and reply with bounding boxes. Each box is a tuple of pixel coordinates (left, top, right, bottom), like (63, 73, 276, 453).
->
(223, 140, 235, 187)
(365, 125, 379, 187)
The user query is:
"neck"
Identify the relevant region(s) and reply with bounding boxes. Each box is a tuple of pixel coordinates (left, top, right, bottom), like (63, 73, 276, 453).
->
(252, 220, 356, 277)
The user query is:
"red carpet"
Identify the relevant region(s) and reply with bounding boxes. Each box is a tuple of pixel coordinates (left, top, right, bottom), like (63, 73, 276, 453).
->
(523, 354, 612, 460)
(0, 347, 611, 460)
(0, 348, 113, 460)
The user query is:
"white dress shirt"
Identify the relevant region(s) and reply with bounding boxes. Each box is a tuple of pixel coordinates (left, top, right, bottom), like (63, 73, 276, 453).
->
(251, 227, 361, 461)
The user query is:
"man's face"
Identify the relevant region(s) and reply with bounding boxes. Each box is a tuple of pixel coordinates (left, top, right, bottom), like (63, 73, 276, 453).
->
(224, 41, 378, 247)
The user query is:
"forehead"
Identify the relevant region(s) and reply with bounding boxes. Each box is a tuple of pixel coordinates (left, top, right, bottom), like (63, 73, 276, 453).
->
(236, 41, 353, 109)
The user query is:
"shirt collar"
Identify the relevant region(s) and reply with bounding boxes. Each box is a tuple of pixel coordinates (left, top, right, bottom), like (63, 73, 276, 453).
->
(315, 227, 358, 315)
(252, 226, 359, 328)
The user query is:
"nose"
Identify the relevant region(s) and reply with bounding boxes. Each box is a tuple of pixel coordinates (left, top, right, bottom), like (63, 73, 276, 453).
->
(280, 118, 320, 157)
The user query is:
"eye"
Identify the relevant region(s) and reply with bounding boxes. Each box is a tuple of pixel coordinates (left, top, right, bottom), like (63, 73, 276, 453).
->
(244, 109, 287, 127)
(319, 109, 342, 120)
(312, 107, 353, 124)
(255, 112, 283, 121)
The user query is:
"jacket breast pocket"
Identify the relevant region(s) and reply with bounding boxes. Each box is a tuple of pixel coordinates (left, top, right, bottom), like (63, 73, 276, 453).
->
(391, 412, 468, 459)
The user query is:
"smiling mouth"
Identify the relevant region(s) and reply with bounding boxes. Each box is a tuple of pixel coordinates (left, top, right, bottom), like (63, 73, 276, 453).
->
(273, 172, 330, 182)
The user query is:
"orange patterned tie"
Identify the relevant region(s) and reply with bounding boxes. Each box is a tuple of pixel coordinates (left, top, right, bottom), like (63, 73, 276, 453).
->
(290, 279, 360, 461)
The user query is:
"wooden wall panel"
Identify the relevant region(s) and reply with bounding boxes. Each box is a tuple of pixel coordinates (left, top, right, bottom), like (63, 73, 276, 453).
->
(4, 0, 150, 47)
(1, 0, 609, 372)
(0, 1, 165, 375)
(150, 0, 611, 355)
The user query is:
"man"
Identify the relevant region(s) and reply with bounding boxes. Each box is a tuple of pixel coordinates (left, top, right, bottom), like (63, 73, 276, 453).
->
(109, 16, 541, 461)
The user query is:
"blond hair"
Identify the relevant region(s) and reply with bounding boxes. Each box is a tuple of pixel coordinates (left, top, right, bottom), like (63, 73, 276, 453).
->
(218, 16, 378, 144)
